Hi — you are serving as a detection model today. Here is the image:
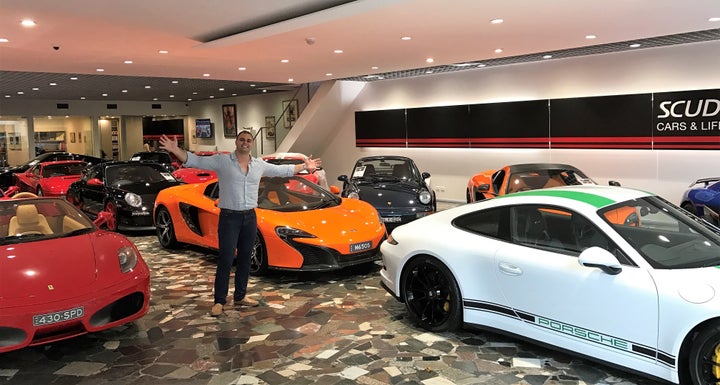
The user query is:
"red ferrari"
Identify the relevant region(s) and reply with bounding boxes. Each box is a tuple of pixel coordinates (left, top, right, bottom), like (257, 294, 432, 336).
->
(14, 160, 87, 197)
(171, 151, 223, 184)
(0, 195, 150, 353)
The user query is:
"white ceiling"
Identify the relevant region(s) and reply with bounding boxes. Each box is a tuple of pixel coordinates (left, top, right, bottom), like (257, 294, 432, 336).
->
(1, 0, 718, 102)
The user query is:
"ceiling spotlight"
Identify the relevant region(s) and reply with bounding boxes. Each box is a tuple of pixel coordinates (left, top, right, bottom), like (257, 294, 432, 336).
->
(490, 18, 503, 24)
(203, 73, 210, 77)
(70, 77, 78, 80)
(238, 67, 246, 71)
(426, 58, 434, 63)
(709, 17, 720, 22)
(218, 88, 224, 91)
(401, 36, 411, 41)
(494, 48, 503, 53)
(172, 80, 179, 84)
(333, 49, 343, 54)
(0, 38, 9, 43)
(96, 68, 104, 72)
(585, 35, 597, 39)
(288, 78, 294, 82)
(21, 19, 36, 27)
(124, 60, 133, 64)
(281, 59, 289, 63)
(49, 82, 57, 86)
(629, 43, 641, 48)
(543, 54, 553, 59)
(158, 50, 168, 54)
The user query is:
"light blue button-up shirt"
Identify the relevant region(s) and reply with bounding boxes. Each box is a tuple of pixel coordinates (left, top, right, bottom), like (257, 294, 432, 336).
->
(184, 152, 294, 210)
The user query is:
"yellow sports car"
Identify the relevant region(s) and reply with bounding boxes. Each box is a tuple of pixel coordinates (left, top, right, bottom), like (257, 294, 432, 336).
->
(153, 176, 386, 274)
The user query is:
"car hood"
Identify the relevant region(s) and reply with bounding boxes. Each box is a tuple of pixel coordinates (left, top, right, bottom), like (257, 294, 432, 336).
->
(0, 234, 97, 302)
(257, 198, 384, 244)
(114, 180, 181, 194)
(354, 181, 424, 207)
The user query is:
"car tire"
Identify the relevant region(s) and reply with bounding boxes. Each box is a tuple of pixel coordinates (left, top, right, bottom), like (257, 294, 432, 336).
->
(155, 206, 179, 249)
(104, 201, 118, 231)
(249, 232, 268, 276)
(688, 322, 720, 385)
(401, 255, 462, 332)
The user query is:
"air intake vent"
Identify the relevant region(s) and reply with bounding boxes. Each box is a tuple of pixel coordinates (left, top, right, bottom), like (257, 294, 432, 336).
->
(107, 104, 117, 109)
(151, 104, 161, 109)
(56, 103, 69, 109)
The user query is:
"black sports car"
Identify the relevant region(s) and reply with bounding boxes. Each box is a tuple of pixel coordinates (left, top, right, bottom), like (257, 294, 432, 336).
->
(338, 155, 436, 230)
(129, 151, 180, 172)
(0, 152, 104, 190)
(66, 161, 182, 231)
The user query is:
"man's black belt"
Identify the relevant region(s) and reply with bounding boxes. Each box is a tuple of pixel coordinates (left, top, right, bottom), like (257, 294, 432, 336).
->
(220, 208, 255, 214)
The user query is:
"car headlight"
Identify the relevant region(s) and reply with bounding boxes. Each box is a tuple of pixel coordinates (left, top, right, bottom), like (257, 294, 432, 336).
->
(418, 189, 432, 205)
(348, 191, 360, 199)
(118, 246, 138, 273)
(276, 226, 317, 240)
(124, 192, 142, 207)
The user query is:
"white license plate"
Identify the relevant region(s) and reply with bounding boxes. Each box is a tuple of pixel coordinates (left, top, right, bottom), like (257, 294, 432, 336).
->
(33, 306, 85, 326)
(350, 241, 373, 253)
(382, 216, 402, 223)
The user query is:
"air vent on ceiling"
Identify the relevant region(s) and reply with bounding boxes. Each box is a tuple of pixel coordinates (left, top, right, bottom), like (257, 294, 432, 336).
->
(152, 104, 161, 109)
(56, 103, 69, 109)
(107, 103, 118, 109)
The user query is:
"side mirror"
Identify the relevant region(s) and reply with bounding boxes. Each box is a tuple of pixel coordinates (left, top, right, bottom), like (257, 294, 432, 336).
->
(421, 172, 431, 179)
(329, 185, 341, 194)
(609, 180, 621, 186)
(578, 247, 622, 275)
(338, 175, 348, 182)
(88, 178, 103, 186)
(477, 183, 491, 192)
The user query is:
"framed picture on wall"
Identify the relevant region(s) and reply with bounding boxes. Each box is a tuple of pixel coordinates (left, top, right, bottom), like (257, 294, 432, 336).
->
(265, 116, 276, 138)
(222, 104, 237, 137)
(70, 132, 76, 143)
(282, 99, 298, 128)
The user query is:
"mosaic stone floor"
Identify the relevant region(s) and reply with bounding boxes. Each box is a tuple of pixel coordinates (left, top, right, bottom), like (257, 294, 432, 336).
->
(0, 203, 665, 385)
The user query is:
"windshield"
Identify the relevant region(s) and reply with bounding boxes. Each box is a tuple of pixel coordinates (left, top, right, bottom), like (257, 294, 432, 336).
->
(41, 162, 87, 177)
(106, 164, 176, 186)
(600, 196, 720, 269)
(258, 176, 340, 212)
(0, 198, 94, 244)
(506, 169, 595, 194)
(351, 158, 417, 182)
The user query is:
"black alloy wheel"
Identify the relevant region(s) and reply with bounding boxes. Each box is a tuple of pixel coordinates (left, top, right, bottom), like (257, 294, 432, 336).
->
(155, 206, 179, 248)
(249, 232, 268, 276)
(401, 255, 462, 332)
(688, 322, 720, 385)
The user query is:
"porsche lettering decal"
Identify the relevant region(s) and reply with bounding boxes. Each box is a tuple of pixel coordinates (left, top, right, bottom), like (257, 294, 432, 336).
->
(536, 316, 629, 350)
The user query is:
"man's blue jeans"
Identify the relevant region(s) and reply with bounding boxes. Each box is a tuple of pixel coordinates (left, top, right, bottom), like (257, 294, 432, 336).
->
(215, 209, 256, 305)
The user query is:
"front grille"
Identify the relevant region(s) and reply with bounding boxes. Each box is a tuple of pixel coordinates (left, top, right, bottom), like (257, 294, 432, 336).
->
(289, 241, 381, 271)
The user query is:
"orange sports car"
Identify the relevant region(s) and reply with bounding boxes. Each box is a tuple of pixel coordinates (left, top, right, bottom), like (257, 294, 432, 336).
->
(466, 163, 611, 203)
(153, 176, 386, 274)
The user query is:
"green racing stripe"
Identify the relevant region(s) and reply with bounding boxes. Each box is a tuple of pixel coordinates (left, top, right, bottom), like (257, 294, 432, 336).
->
(502, 189, 617, 208)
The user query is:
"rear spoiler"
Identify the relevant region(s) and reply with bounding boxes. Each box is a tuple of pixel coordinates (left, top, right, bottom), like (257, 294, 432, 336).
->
(690, 177, 720, 187)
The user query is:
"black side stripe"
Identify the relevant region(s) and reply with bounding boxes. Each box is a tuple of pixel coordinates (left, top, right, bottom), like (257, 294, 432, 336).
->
(463, 299, 676, 368)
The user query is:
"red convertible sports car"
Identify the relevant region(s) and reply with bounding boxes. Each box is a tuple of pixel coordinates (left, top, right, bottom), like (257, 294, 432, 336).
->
(0, 195, 150, 353)
(154, 176, 385, 275)
(14, 160, 87, 197)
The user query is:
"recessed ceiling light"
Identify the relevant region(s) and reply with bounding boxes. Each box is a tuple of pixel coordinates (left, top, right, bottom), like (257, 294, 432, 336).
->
(158, 50, 168, 54)
(288, 78, 294, 82)
(145, 85, 151, 89)
(124, 60, 133, 64)
(477, 64, 486, 68)
(169, 95, 175, 98)
(21, 19, 36, 27)
(326, 73, 333, 76)
(209, 96, 215, 99)
(250, 84, 256, 87)
(426, 58, 434, 63)
(401, 36, 411, 41)
(425, 70, 433, 74)
(193, 92, 198, 95)
(0, 38, 8, 43)
(218, 88, 224, 91)
(543, 54, 553, 59)
(281, 59, 289, 63)
(371, 66, 379, 70)
(585, 35, 597, 39)
(629, 43, 641, 48)
(32, 87, 39, 90)
(4, 95, 10, 98)
(102, 93, 108, 97)
(494, 48, 503, 53)
(70, 77, 78, 80)
(490, 18, 503, 24)
(262, 89, 267, 93)
(171, 80, 179, 84)
(153, 98, 158, 101)
(80, 96, 86, 100)
(96, 68, 104, 72)
(238, 67, 246, 71)
(17, 91, 24, 95)
(333, 49, 343, 54)
(187, 98, 192, 101)
(709, 17, 720, 22)
(203, 73, 210, 77)
(232, 93, 237, 96)
(49, 82, 57, 86)
(122, 89, 128, 93)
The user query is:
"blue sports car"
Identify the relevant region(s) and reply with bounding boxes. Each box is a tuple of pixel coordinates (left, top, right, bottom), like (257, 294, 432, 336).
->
(680, 177, 720, 225)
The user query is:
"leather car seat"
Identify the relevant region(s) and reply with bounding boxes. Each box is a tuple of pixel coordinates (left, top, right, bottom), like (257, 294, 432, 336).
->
(8, 204, 53, 236)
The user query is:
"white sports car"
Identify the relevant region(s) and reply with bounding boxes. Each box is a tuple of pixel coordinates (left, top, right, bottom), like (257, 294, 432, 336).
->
(380, 185, 720, 385)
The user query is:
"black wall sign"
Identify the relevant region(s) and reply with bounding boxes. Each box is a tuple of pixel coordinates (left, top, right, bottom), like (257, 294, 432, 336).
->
(354, 88, 719, 150)
(653, 89, 720, 149)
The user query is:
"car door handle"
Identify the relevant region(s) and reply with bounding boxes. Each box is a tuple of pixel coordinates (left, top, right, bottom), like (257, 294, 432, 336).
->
(498, 262, 522, 276)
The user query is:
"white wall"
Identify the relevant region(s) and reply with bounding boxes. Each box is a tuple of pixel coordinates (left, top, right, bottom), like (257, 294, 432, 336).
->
(317, 40, 720, 203)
